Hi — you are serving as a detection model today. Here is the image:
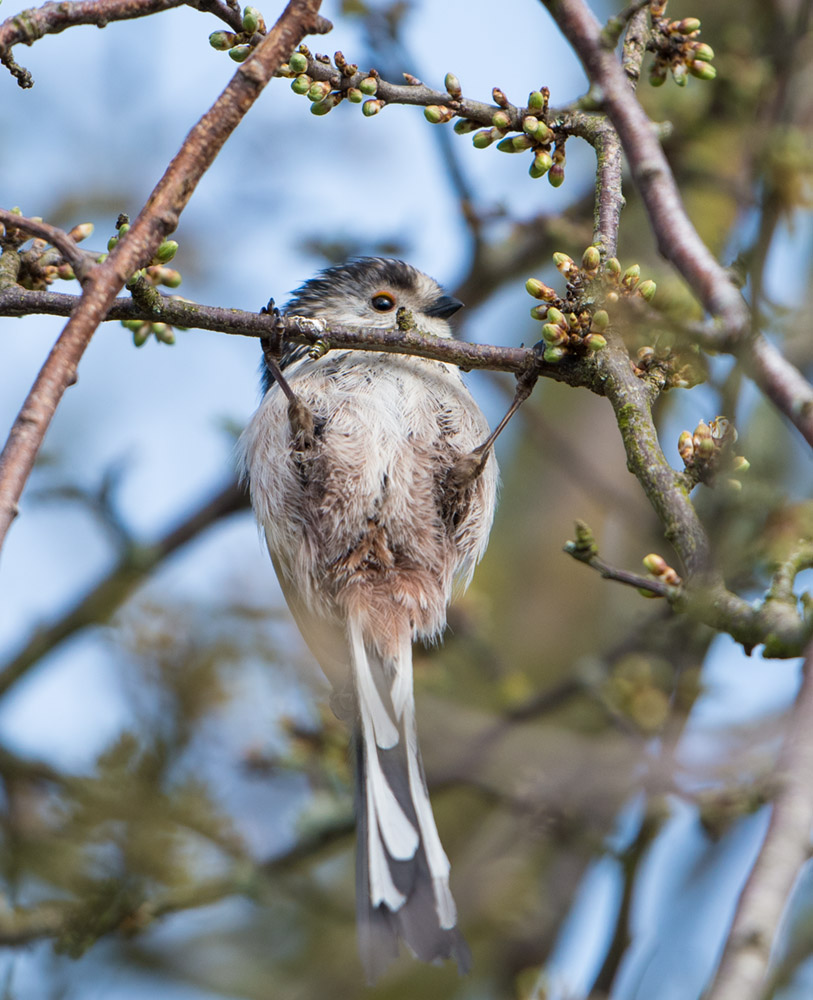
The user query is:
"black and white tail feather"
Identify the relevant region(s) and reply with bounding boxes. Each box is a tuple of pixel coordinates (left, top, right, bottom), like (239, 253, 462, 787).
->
(349, 622, 471, 981)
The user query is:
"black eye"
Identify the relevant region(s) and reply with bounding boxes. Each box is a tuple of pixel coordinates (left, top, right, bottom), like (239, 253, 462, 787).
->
(371, 291, 396, 312)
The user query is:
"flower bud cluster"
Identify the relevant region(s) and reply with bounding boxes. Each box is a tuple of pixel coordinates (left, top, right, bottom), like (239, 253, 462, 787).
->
(460, 86, 564, 186)
(647, 12, 716, 87)
(121, 319, 177, 348)
(525, 248, 660, 364)
(208, 5, 267, 63)
(280, 45, 387, 117)
(678, 417, 749, 487)
(5, 212, 93, 290)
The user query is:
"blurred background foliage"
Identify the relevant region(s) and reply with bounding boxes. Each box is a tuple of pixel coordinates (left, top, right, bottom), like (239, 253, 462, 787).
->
(1, 0, 813, 997)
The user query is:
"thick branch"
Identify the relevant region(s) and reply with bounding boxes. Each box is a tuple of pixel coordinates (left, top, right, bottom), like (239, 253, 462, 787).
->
(706, 639, 813, 1000)
(0, 0, 328, 559)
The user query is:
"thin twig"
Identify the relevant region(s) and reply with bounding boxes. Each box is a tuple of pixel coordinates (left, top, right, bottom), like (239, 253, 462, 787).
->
(706, 638, 813, 1000)
(0, 0, 329, 558)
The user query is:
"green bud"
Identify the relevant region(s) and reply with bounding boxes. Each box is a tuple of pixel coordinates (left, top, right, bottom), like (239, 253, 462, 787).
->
(649, 62, 667, 87)
(637, 279, 657, 301)
(674, 17, 701, 33)
(522, 115, 539, 134)
(585, 333, 607, 352)
(209, 30, 236, 50)
(121, 319, 144, 331)
(553, 252, 575, 273)
(528, 90, 545, 109)
(444, 72, 462, 98)
(530, 304, 548, 321)
(155, 240, 178, 263)
(605, 257, 621, 277)
(582, 246, 601, 271)
(689, 59, 717, 81)
(525, 277, 555, 300)
(529, 150, 553, 178)
(672, 62, 688, 86)
(542, 323, 567, 346)
(622, 263, 640, 287)
(132, 325, 150, 347)
(424, 105, 454, 124)
(534, 122, 554, 144)
(548, 163, 565, 187)
(291, 74, 311, 94)
(472, 129, 496, 149)
(307, 80, 331, 101)
(492, 110, 511, 129)
(453, 118, 478, 134)
(546, 307, 565, 327)
(289, 51, 308, 74)
(511, 134, 534, 151)
(241, 6, 261, 33)
(347, 87, 363, 103)
(693, 43, 714, 61)
(496, 137, 520, 153)
(156, 267, 182, 288)
(68, 222, 94, 242)
(107, 235, 119, 251)
(543, 345, 566, 363)
(643, 552, 668, 575)
(362, 99, 383, 117)
(592, 309, 609, 332)
(310, 95, 338, 115)
(359, 76, 378, 95)
(229, 44, 252, 62)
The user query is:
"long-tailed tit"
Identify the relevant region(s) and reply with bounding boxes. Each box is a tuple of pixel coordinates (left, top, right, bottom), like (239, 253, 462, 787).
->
(239, 258, 499, 980)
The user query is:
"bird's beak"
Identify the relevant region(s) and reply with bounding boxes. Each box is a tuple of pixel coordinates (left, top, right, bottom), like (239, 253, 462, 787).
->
(425, 294, 464, 319)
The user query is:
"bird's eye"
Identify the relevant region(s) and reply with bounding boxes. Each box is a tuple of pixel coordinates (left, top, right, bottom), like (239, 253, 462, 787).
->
(371, 291, 396, 312)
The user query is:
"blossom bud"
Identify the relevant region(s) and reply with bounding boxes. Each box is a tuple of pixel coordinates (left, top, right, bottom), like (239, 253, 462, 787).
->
(68, 222, 94, 243)
(453, 118, 478, 133)
(209, 30, 237, 50)
(546, 307, 566, 327)
(472, 129, 496, 149)
(693, 43, 715, 61)
(527, 90, 545, 109)
(585, 333, 607, 352)
(347, 87, 363, 103)
(359, 76, 378, 95)
(582, 246, 601, 271)
(154, 240, 178, 263)
(592, 309, 609, 332)
(678, 430, 694, 464)
(444, 72, 462, 98)
(241, 6, 263, 33)
(543, 345, 566, 363)
(525, 277, 556, 300)
(289, 51, 308, 74)
(362, 99, 383, 116)
(424, 105, 454, 124)
(622, 263, 640, 288)
(643, 553, 668, 575)
(674, 17, 701, 33)
(492, 109, 511, 129)
(307, 80, 331, 102)
(228, 44, 252, 62)
(542, 323, 567, 346)
(291, 74, 311, 94)
(310, 94, 338, 115)
(492, 86, 508, 107)
(548, 163, 565, 187)
(637, 279, 657, 301)
(689, 60, 717, 81)
(529, 150, 553, 178)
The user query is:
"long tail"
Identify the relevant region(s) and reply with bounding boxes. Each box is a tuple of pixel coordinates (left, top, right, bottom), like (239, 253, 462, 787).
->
(348, 617, 471, 982)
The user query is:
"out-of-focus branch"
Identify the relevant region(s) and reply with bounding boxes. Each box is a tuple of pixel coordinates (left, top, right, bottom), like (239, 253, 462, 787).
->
(0, 0, 329, 559)
(706, 639, 813, 1000)
(0, 210, 90, 277)
(0, 0, 244, 89)
(0, 478, 248, 698)
(539, 0, 813, 450)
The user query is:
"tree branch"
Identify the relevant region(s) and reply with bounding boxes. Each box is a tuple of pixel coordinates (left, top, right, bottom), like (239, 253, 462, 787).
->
(0, 478, 247, 698)
(0, 0, 329, 559)
(706, 638, 813, 1000)
(539, 0, 813, 450)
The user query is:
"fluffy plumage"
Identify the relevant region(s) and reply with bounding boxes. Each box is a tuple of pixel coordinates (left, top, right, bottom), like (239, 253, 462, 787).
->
(238, 258, 497, 980)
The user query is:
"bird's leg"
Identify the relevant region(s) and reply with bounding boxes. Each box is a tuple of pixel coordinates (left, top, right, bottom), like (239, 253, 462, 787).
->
(260, 301, 315, 449)
(448, 369, 538, 488)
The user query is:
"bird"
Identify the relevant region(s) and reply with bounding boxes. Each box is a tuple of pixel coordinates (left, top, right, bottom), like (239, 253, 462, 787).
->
(238, 258, 498, 981)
